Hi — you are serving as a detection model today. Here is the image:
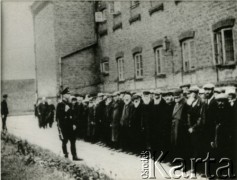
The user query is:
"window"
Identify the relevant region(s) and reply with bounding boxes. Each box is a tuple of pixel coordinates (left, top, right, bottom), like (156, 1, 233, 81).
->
(181, 39, 196, 72)
(117, 57, 124, 81)
(134, 53, 143, 78)
(150, 1, 161, 7)
(155, 47, 163, 74)
(102, 8, 107, 21)
(214, 28, 235, 65)
(110, 1, 121, 14)
(100, 62, 109, 74)
(130, 1, 140, 8)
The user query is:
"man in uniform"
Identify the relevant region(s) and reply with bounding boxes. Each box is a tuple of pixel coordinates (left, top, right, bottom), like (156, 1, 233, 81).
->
(1, 94, 9, 131)
(56, 87, 81, 160)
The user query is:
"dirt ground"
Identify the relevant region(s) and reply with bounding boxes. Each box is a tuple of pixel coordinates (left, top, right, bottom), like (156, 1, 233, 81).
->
(3, 115, 206, 180)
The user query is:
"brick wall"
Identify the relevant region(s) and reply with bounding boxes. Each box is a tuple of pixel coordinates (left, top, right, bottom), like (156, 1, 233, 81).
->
(53, 1, 97, 91)
(1, 79, 36, 115)
(97, 1, 237, 92)
(61, 47, 100, 95)
(34, 2, 58, 98)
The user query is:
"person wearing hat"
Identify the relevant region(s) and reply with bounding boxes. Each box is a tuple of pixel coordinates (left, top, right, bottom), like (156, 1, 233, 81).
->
(212, 94, 233, 159)
(1, 94, 9, 131)
(170, 89, 189, 159)
(187, 86, 203, 158)
(38, 97, 49, 129)
(46, 99, 55, 128)
(201, 83, 219, 156)
(120, 93, 134, 151)
(56, 87, 81, 161)
(75, 94, 86, 139)
(141, 90, 154, 150)
(151, 89, 170, 153)
(94, 92, 106, 141)
(111, 91, 123, 149)
(130, 93, 143, 153)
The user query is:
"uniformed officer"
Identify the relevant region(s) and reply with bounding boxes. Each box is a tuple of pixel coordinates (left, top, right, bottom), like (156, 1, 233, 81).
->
(56, 87, 81, 161)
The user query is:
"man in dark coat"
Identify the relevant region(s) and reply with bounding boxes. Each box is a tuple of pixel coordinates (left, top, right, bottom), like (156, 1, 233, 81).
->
(1, 94, 9, 131)
(120, 92, 134, 151)
(170, 89, 189, 158)
(38, 97, 49, 128)
(94, 93, 105, 142)
(103, 94, 114, 145)
(201, 83, 218, 156)
(187, 86, 204, 158)
(111, 92, 123, 149)
(75, 94, 85, 139)
(213, 94, 233, 157)
(46, 99, 55, 128)
(141, 91, 154, 150)
(163, 91, 175, 153)
(131, 94, 143, 153)
(56, 87, 81, 161)
(152, 90, 169, 153)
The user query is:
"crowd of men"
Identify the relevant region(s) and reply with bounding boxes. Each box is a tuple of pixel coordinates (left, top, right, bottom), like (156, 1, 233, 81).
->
(52, 83, 236, 165)
(35, 97, 55, 129)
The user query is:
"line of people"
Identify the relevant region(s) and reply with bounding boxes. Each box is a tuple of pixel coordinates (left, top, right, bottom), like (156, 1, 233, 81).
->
(55, 83, 237, 166)
(35, 97, 55, 129)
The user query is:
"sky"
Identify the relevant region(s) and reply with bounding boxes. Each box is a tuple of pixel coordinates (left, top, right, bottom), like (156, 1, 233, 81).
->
(1, 1, 35, 80)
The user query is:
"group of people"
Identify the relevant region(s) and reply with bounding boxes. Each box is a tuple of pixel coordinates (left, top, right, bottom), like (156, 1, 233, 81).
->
(35, 97, 55, 129)
(54, 83, 236, 165)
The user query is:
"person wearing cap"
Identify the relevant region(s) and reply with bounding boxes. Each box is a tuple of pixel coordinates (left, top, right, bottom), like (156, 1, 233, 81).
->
(46, 99, 55, 128)
(38, 97, 49, 129)
(102, 94, 113, 145)
(111, 91, 123, 149)
(94, 92, 106, 142)
(87, 97, 96, 142)
(141, 91, 154, 150)
(187, 86, 203, 158)
(56, 87, 81, 161)
(75, 94, 86, 139)
(201, 83, 219, 156)
(212, 94, 233, 159)
(170, 89, 189, 158)
(120, 92, 134, 151)
(1, 94, 9, 131)
(228, 91, 237, 169)
(151, 89, 170, 153)
(130, 93, 143, 153)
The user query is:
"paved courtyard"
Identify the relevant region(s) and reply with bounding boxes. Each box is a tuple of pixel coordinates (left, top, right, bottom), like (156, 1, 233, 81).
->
(4, 115, 206, 180)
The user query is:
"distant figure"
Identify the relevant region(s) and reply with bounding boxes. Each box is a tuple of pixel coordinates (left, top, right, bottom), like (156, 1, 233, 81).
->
(38, 97, 49, 128)
(1, 94, 9, 131)
(47, 99, 55, 128)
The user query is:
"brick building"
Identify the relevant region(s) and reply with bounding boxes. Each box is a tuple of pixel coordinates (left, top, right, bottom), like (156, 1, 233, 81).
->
(31, 1, 99, 98)
(32, 1, 237, 96)
(97, 0, 237, 92)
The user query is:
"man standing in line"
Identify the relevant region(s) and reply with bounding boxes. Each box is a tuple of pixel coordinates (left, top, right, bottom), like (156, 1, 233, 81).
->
(201, 83, 218, 156)
(187, 86, 203, 158)
(170, 89, 189, 159)
(111, 92, 123, 149)
(38, 97, 49, 128)
(56, 87, 81, 161)
(1, 94, 9, 131)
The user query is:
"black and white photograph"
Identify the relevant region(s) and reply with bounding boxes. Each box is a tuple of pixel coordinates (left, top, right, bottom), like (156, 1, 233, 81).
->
(1, 0, 237, 179)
